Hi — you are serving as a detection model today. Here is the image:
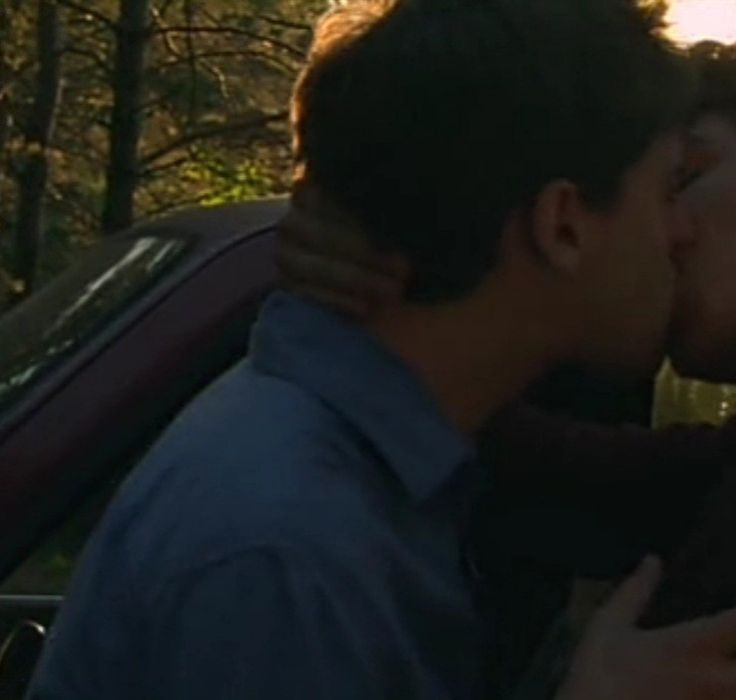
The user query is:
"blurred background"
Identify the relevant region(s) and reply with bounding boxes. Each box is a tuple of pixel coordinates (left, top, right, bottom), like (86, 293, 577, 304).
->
(0, 0, 322, 306)
(0, 0, 735, 425)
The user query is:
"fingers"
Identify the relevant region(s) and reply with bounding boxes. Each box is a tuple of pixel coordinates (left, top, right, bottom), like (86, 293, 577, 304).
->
(282, 186, 405, 278)
(668, 606, 736, 655)
(279, 208, 399, 275)
(281, 281, 374, 320)
(277, 241, 403, 302)
(278, 184, 411, 316)
(595, 555, 662, 629)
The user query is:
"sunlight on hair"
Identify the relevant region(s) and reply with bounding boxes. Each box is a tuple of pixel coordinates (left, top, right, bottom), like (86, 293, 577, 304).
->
(667, 0, 736, 44)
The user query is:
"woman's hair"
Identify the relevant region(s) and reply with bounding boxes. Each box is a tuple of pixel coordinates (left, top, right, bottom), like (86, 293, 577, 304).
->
(691, 41, 736, 123)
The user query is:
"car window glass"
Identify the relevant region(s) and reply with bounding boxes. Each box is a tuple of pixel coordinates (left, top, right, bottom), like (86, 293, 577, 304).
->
(0, 437, 151, 594)
(653, 360, 736, 427)
(0, 236, 189, 415)
(0, 485, 115, 595)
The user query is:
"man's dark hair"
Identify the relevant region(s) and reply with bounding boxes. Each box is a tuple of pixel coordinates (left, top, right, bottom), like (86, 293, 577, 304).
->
(292, 0, 693, 302)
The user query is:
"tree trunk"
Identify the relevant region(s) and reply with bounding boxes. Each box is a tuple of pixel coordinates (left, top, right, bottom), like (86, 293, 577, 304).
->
(0, 95, 12, 196)
(0, 3, 15, 189)
(101, 0, 151, 235)
(13, 0, 62, 295)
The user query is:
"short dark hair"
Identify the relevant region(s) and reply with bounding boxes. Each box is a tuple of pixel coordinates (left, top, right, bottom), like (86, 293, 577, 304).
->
(691, 41, 736, 123)
(292, 0, 693, 302)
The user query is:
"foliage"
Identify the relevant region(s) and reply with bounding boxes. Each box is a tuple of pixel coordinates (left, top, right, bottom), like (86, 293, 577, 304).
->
(0, 0, 325, 306)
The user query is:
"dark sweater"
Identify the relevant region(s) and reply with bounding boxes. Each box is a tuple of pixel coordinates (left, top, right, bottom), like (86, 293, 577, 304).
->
(476, 404, 736, 692)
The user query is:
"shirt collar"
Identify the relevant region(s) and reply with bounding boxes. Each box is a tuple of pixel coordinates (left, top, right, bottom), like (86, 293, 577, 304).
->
(250, 291, 474, 502)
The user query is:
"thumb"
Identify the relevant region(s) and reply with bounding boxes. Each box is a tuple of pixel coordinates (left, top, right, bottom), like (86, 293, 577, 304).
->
(666, 606, 736, 654)
(596, 555, 662, 629)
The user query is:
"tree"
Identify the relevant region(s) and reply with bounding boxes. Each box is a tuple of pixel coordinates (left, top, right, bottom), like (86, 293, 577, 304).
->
(0, 0, 323, 306)
(102, 0, 151, 235)
(12, 0, 63, 293)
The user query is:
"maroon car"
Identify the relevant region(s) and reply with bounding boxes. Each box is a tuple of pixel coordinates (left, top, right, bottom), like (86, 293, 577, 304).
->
(0, 198, 284, 697)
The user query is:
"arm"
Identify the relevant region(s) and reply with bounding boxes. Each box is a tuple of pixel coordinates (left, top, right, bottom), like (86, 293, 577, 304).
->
(481, 403, 734, 569)
(641, 464, 736, 627)
(483, 400, 733, 496)
(473, 405, 736, 688)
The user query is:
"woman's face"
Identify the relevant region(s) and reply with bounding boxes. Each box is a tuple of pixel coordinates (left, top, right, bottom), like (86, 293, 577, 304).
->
(669, 112, 736, 381)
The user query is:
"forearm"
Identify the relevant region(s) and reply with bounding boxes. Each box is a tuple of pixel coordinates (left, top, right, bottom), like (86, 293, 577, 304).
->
(479, 403, 735, 569)
(483, 401, 731, 498)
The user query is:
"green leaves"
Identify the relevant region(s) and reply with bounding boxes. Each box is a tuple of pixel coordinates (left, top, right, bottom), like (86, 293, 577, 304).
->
(0, 0, 326, 305)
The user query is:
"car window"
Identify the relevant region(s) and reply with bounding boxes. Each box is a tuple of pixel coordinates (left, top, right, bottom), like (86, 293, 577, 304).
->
(653, 361, 736, 428)
(0, 236, 189, 416)
(0, 442, 134, 595)
(0, 484, 115, 595)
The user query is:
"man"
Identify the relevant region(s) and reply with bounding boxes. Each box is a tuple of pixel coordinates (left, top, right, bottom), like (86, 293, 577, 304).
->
(29, 1, 736, 699)
(279, 39, 736, 690)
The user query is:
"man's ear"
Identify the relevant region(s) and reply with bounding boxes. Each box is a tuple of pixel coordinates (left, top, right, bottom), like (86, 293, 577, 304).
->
(526, 179, 588, 273)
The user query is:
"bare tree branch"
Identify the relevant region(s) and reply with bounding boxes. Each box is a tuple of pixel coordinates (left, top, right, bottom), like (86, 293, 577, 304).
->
(138, 89, 179, 112)
(139, 154, 189, 178)
(184, 0, 197, 123)
(0, 60, 37, 102)
(143, 191, 220, 220)
(61, 45, 112, 76)
(140, 111, 288, 166)
(48, 182, 98, 222)
(238, 50, 294, 74)
(151, 5, 185, 63)
(198, 59, 230, 102)
(56, 0, 116, 31)
(154, 26, 305, 59)
(156, 49, 295, 74)
(155, 0, 177, 19)
(199, 7, 310, 33)
(150, 6, 230, 104)
(257, 14, 311, 32)
(56, 139, 108, 165)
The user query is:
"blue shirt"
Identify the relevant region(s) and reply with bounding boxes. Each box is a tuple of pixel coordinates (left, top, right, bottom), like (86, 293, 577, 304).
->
(30, 292, 488, 700)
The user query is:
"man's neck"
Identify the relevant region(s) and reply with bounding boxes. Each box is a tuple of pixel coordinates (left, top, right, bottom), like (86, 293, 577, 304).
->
(366, 296, 562, 435)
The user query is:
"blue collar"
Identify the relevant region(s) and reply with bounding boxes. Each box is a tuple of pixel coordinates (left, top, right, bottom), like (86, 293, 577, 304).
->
(250, 292, 474, 502)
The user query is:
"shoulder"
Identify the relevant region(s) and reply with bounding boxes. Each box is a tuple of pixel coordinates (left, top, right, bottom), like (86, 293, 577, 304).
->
(91, 359, 381, 593)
